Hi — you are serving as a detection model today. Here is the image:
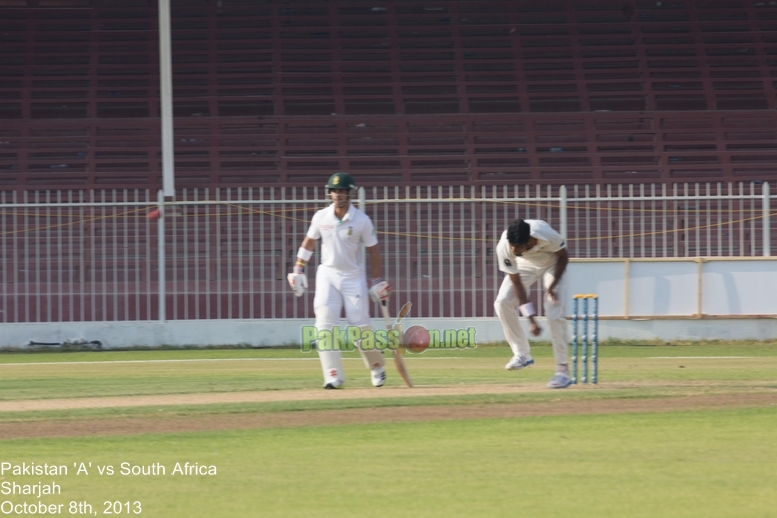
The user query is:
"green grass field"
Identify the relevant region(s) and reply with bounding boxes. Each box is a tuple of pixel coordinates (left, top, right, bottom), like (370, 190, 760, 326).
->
(1, 342, 776, 517)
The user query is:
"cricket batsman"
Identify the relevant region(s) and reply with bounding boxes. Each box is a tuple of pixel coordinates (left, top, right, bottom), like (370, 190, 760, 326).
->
(287, 172, 392, 389)
(494, 218, 572, 389)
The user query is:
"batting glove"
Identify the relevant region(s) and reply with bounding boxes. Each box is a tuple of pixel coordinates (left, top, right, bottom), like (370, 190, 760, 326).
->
(369, 278, 391, 303)
(287, 272, 308, 297)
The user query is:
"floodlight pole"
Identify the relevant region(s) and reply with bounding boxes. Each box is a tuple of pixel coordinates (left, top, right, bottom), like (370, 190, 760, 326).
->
(359, 187, 366, 265)
(764, 181, 771, 257)
(159, 0, 175, 197)
(157, 0, 174, 322)
(157, 189, 166, 323)
(560, 185, 568, 241)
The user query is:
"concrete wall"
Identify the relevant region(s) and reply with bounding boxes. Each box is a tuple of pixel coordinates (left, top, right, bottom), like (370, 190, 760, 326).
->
(3, 258, 775, 349)
(3, 316, 776, 351)
(567, 258, 777, 317)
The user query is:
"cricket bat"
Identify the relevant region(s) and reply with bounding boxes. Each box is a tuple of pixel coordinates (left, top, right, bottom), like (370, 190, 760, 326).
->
(380, 301, 414, 388)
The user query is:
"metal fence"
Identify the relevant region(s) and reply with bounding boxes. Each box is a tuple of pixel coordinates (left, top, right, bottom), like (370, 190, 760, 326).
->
(0, 182, 772, 323)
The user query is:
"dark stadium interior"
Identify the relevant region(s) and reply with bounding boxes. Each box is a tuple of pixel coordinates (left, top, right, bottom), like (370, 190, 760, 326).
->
(0, 1, 775, 324)
(1, 0, 777, 189)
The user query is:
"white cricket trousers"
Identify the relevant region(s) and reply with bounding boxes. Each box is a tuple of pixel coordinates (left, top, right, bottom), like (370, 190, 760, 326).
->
(493, 261, 570, 366)
(313, 265, 384, 385)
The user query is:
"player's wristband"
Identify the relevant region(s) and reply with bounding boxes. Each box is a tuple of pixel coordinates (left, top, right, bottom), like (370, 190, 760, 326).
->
(297, 247, 312, 262)
(293, 265, 304, 274)
(519, 302, 536, 317)
(370, 277, 383, 286)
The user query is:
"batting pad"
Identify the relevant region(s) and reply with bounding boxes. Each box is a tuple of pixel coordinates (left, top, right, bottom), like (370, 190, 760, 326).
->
(356, 324, 385, 370)
(315, 306, 345, 385)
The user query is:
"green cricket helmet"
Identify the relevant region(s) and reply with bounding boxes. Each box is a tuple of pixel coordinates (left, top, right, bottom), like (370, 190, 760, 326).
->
(325, 172, 356, 191)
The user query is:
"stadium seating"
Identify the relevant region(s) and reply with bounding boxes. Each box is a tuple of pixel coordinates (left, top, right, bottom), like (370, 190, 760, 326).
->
(1, 1, 776, 188)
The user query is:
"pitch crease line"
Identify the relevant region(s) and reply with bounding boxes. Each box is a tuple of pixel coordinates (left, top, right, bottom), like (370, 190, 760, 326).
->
(648, 356, 755, 359)
(0, 356, 468, 367)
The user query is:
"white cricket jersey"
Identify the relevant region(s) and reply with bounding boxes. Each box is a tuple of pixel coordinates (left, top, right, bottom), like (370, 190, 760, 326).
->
(497, 219, 565, 272)
(306, 203, 378, 276)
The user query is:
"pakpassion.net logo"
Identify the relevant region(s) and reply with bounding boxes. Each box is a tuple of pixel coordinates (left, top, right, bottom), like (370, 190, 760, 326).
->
(300, 325, 477, 353)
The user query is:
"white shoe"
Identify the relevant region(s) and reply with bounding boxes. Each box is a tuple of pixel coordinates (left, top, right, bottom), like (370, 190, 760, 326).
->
(323, 379, 343, 389)
(505, 355, 535, 371)
(547, 372, 572, 389)
(371, 367, 386, 387)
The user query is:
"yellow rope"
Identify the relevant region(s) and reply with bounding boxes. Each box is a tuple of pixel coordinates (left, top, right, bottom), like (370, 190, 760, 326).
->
(0, 207, 148, 236)
(0, 200, 773, 244)
(570, 212, 775, 241)
(367, 198, 767, 215)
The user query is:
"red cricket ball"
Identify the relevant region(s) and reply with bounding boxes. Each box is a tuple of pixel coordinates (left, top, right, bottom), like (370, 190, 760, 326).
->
(404, 325, 431, 354)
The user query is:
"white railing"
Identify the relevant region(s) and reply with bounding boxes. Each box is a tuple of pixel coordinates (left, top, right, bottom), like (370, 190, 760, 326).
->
(0, 182, 772, 323)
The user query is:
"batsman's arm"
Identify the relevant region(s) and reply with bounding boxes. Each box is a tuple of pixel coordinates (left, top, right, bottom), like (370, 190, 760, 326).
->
(366, 244, 382, 282)
(287, 237, 315, 297)
(295, 237, 316, 270)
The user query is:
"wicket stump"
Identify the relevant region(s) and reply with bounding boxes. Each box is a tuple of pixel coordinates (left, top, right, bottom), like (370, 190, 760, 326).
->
(571, 294, 598, 384)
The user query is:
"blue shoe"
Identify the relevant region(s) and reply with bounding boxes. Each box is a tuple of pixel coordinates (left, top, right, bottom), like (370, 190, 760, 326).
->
(505, 355, 534, 370)
(547, 372, 572, 389)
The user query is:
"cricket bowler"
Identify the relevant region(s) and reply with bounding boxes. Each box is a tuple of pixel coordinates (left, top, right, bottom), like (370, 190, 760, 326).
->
(495, 218, 572, 389)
